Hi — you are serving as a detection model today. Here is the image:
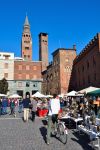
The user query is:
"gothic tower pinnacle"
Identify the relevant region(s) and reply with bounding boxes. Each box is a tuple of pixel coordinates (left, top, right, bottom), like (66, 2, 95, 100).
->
(21, 15, 32, 61)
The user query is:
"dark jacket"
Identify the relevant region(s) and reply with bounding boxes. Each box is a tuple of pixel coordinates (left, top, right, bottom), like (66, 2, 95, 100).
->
(23, 98, 31, 108)
(2, 99, 8, 107)
(10, 101, 15, 108)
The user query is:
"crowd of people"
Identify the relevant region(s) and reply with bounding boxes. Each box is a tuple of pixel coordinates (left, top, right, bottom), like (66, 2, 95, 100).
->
(0, 95, 38, 122)
(0, 94, 63, 144)
(0, 94, 100, 146)
(0, 97, 20, 116)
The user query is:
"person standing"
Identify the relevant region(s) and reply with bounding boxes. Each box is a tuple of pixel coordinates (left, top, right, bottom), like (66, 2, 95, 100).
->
(31, 98, 37, 122)
(22, 95, 31, 122)
(46, 94, 60, 145)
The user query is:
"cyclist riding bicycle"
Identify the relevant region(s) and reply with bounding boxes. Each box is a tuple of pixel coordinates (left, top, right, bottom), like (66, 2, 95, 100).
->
(46, 94, 60, 145)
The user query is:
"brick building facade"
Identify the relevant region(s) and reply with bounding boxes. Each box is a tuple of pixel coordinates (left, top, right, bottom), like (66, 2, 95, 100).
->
(69, 33, 100, 91)
(14, 60, 42, 80)
(0, 52, 14, 80)
(42, 47, 76, 95)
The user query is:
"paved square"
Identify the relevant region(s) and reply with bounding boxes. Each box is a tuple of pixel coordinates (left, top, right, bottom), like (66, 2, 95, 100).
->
(0, 113, 92, 150)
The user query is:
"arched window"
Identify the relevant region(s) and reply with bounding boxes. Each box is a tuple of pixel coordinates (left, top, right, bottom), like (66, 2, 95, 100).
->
(65, 66, 71, 72)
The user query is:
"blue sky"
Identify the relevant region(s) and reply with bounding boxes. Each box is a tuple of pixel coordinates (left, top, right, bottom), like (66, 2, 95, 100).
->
(0, 0, 100, 61)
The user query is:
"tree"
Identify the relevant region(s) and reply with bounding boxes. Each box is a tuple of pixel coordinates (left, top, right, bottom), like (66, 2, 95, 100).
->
(0, 78, 8, 94)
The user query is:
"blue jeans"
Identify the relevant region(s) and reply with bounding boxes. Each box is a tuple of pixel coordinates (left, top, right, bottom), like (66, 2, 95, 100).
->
(19, 105, 23, 113)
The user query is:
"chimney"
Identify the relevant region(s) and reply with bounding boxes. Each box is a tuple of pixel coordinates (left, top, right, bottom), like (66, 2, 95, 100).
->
(73, 45, 76, 50)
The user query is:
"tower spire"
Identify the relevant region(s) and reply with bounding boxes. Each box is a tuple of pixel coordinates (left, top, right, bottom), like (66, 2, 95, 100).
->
(21, 15, 32, 61)
(23, 15, 30, 33)
(24, 15, 30, 26)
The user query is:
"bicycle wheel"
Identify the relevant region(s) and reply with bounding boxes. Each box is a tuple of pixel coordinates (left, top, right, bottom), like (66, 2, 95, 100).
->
(58, 123, 68, 144)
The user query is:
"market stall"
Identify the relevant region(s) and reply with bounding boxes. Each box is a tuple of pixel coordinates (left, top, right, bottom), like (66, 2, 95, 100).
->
(0, 93, 7, 97)
(87, 89, 100, 97)
(9, 94, 22, 98)
(31, 92, 48, 117)
(79, 86, 100, 94)
(86, 89, 100, 118)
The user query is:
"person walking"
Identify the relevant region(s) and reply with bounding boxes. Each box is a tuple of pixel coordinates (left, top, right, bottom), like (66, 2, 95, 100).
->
(18, 98, 23, 113)
(22, 95, 31, 122)
(10, 99, 15, 116)
(2, 98, 8, 115)
(0, 98, 2, 116)
(46, 94, 60, 145)
(31, 98, 37, 122)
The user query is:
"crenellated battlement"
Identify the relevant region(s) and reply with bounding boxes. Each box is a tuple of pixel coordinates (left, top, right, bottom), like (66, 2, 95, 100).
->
(74, 33, 100, 64)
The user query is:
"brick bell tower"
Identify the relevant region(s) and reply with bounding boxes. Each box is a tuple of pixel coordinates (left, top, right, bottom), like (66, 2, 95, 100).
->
(39, 33, 48, 71)
(21, 15, 32, 61)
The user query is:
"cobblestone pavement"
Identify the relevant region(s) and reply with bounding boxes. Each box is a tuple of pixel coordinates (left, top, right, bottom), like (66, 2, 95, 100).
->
(0, 111, 93, 150)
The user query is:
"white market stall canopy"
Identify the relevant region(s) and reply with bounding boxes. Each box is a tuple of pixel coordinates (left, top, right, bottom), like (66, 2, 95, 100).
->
(66, 91, 77, 96)
(79, 86, 100, 94)
(0, 93, 7, 97)
(31, 92, 46, 98)
(64, 91, 84, 97)
(58, 94, 64, 98)
(9, 94, 22, 98)
(45, 95, 53, 98)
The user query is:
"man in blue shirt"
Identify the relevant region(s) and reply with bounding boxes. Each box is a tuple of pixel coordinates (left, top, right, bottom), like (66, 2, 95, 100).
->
(23, 95, 31, 122)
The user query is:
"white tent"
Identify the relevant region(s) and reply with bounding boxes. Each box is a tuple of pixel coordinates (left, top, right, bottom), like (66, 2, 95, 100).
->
(31, 92, 46, 98)
(79, 86, 100, 94)
(9, 94, 22, 98)
(58, 94, 64, 98)
(0, 93, 7, 97)
(45, 95, 53, 98)
(64, 91, 84, 97)
(66, 91, 77, 96)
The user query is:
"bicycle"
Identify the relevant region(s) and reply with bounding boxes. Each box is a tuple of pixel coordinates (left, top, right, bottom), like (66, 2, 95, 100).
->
(52, 119, 68, 144)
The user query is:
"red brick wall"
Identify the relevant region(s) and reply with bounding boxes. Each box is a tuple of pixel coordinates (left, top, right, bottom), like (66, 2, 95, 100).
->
(21, 34, 32, 61)
(14, 61, 42, 80)
(69, 33, 100, 91)
(42, 48, 76, 95)
(59, 49, 76, 94)
(39, 33, 48, 71)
